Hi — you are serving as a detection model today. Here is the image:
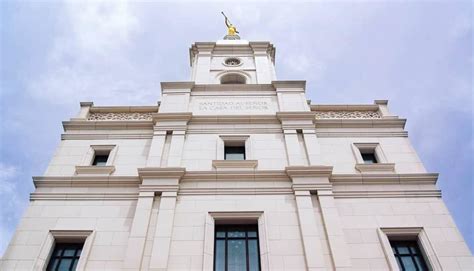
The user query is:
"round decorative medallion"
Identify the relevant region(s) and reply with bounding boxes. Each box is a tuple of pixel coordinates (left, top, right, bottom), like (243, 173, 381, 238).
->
(224, 57, 242, 66)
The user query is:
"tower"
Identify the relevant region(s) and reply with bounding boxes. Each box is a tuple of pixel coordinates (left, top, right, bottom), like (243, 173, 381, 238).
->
(1, 35, 471, 271)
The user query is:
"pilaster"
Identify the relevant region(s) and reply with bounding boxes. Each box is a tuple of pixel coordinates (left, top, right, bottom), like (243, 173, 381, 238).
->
(122, 191, 155, 270)
(136, 167, 185, 270)
(250, 42, 274, 84)
(286, 166, 352, 269)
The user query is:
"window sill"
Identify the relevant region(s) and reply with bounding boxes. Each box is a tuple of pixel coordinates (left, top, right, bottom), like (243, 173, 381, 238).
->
(355, 163, 395, 173)
(212, 160, 258, 170)
(75, 165, 115, 175)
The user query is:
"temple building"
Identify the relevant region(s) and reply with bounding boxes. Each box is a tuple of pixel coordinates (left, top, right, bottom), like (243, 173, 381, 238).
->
(1, 33, 471, 271)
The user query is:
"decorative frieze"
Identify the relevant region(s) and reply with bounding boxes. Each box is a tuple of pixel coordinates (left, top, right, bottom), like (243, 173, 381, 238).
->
(314, 110, 381, 119)
(88, 112, 153, 121)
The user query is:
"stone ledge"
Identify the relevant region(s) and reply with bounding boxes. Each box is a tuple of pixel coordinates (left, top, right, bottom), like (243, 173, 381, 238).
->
(212, 160, 258, 170)
(75, 165, 115, 175)
(355, 163, 395, 173)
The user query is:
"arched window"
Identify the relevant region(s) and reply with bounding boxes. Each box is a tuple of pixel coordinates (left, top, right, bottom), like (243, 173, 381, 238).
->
(220, 73, 246, 84)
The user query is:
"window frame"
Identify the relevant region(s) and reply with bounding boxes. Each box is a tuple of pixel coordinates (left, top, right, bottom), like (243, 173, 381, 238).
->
(224, 145, 246, 161)
(352, 143, 395, 173)
(203, 212, 270, 271)
(33, 230, 94, 271)
(214, 224, 261, 271)
(75, 145, 117, 174)
(377, 227, 442, 271)
(390, 240, 428, 271)
(46, 243, 84, 271)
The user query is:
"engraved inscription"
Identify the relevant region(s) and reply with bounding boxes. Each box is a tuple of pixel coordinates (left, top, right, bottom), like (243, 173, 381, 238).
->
(198, 101, 270, 111)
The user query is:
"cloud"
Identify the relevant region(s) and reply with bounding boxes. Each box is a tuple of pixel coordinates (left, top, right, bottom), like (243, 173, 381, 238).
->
(28, 0, 155, 106)
(0, 163, 20, 256)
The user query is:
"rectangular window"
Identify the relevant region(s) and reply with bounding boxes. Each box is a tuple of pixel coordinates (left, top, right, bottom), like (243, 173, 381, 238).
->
(361, 152, 378, 164)
(224, 146, 246, 161)
(92, 154, 109, 166)
(214, 224, 260, 271)
(47, 243, 84, 271)
(390, 240, 428, 271)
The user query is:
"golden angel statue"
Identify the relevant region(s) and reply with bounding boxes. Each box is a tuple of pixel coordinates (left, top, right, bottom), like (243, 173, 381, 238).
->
(222, 12, 239, 36)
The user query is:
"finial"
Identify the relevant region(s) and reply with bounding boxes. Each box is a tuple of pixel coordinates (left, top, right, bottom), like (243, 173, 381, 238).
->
(221, 12, 240, 40)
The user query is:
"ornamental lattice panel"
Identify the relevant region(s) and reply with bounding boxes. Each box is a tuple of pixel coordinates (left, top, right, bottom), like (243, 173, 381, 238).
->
(314, 110, 381, 119)
(87, 112, 153, 121)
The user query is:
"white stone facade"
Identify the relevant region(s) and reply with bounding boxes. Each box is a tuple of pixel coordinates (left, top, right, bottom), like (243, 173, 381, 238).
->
(1, 39, 472, 271)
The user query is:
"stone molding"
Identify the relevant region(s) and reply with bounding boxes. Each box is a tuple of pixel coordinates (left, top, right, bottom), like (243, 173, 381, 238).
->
(330, 173, 439, 184)
(75, 165, 115, 175)
(286, 165, 333, 177)
(212, 160, 258, 169)
(314, 118, 406, 129)
(31, 172, 440, 199)
(137, 167, 186, 179)
(272, 80, 306, 90)
(62, 120, 153, 131)
(355, 163, 396, 173)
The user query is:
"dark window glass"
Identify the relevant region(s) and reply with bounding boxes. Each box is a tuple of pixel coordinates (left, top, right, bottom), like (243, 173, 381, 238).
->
(225, 146, 245, 161)
(361, 152, 377, 164)
(47, 243, 84, 271)
(92, 154, 109, 166)
(214, 224, 260, 271)
(390, 240, 428, 271)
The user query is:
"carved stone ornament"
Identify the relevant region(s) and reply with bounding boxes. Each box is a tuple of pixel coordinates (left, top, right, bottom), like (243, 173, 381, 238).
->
(314, 110, 382, 119)
(88, 112, 153, 121)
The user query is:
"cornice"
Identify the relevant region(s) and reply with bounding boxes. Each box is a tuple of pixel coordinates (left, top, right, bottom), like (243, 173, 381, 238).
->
(330, 173, 439, 185)
(272, 80, 306, 90)
(314, 118, 406, 129)
(89, 106, 158, 113)
(310, 104, 379, 111)
(62, 121, 153, 131)
(286, 166, 333, 177)
(182, 170, 289, 182)
(315, 131, 408, 138)
(161, 81, 195, 90)
(137, 167, 186, 180)
(61, 133, 153, 140)
(191, 83, 275, 92)
(333, 190, 441, 198)
(30, 192, 138, 201)
(276, 112, 317, 121)
(152, 112, 193, 122)
(190, 115, 279, 124)
(33, 176, 140, 188)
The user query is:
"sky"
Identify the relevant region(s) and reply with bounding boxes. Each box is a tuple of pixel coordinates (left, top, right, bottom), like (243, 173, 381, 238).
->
(0, 0, 472, 256)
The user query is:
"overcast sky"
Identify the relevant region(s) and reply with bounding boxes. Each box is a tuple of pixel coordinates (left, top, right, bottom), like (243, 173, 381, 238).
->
(0, 0, 472, 256)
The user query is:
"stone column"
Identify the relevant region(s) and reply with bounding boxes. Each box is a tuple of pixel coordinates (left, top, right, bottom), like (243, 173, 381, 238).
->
(149, 191, 178, 270)
(122, 192, 155, 270)
(317, 190, 351, 268)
